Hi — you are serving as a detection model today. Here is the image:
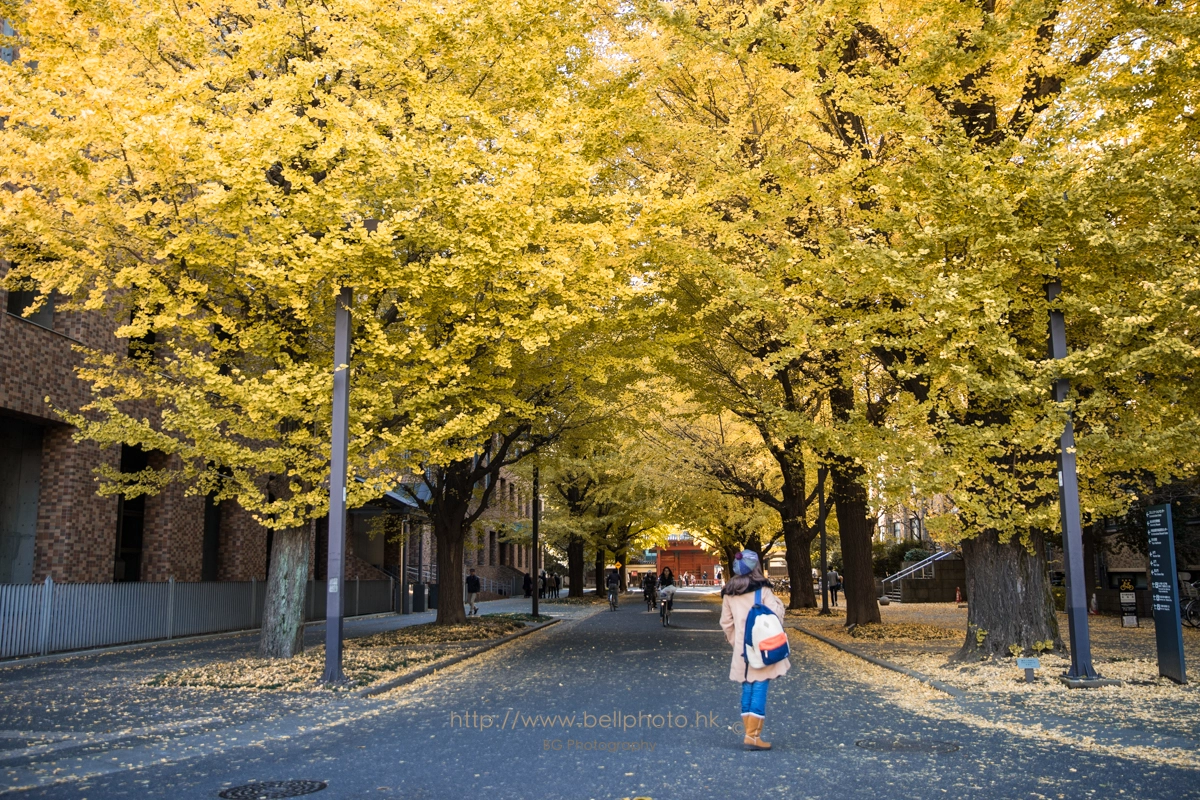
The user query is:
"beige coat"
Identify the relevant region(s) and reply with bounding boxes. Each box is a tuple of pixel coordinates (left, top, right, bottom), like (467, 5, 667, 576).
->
(719, 586, 791, 683)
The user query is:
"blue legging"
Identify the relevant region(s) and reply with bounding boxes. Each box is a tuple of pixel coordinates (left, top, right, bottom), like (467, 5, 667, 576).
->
(740, 679, 769, 717)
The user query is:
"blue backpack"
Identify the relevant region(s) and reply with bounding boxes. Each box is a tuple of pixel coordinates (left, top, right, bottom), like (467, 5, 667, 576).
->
(743, 588, 790, 673)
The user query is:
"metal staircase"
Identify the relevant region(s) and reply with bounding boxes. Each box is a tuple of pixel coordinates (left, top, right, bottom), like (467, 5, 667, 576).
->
(881, 549, 958, 602)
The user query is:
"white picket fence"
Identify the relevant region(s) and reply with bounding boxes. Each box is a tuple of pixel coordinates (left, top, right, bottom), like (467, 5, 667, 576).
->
(0, 576, 394, 660)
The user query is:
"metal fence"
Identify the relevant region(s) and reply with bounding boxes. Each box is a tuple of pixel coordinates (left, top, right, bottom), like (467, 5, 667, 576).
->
(0, 576, 394, 660)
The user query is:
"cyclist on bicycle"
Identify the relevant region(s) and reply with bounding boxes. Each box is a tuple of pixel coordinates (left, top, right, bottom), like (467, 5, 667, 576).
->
(606, 569, 621, 609)
(658, 567, 677, 616)
(642, 572, 658, 609)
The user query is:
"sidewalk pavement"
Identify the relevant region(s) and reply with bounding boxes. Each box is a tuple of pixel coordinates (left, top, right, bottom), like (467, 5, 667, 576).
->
(0, 593, 595, 756)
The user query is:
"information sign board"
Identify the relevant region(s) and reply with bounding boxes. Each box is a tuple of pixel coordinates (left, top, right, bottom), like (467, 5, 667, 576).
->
(1146, 504, 1187, 684)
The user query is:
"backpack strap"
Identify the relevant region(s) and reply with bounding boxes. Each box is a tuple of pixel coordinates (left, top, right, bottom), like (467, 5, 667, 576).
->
(754, 587, 762, 606)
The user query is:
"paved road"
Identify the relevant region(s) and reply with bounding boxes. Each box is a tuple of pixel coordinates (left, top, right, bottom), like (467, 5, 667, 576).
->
(2, 589, 1197, 799)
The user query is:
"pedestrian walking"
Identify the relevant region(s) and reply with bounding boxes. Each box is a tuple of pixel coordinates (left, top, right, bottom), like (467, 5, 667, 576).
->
(465, 568, 481, 616)
(554, 573, 562, 597)
(523, 572, 532, 599)
(719, 550, 789, 751)
(826, 568, 841, 607)
(702, 570, 708, 585)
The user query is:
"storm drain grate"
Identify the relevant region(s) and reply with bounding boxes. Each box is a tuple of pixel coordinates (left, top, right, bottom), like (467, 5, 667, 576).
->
(218, 780, 328, 799)
(856, 738, 960, 754)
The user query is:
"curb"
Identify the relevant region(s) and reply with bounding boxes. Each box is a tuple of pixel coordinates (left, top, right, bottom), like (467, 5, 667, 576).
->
(790, 625, 967, 698)
(353, 618, 561, 698)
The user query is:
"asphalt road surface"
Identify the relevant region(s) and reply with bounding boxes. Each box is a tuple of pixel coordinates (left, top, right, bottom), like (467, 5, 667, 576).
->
(2, 589, 1196, 799)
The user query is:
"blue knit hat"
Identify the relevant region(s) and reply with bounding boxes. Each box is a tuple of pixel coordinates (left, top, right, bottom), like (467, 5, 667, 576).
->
(733, 550, 759, 576)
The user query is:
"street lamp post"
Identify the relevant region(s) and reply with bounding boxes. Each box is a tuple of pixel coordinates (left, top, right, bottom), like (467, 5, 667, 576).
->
(1047, 278, 1099, 682)
(321, 285, 352, 685)
(532, 466, 540, 619)
(818, 466, 830, 615)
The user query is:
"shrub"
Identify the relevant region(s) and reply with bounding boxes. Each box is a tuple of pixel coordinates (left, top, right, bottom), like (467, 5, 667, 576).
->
(872, 539, 925, 578)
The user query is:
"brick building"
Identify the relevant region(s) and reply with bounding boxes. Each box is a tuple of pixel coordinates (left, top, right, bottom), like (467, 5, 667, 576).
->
(0, 271, 290, 584)
(464, 472, 539, 592)
(0, 270, 409, 586)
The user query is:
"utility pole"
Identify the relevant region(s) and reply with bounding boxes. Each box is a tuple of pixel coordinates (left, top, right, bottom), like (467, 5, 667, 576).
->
(1048, 278, 1099, 682)
(321, 285, 352, 685)
(532, 466, 540, 619)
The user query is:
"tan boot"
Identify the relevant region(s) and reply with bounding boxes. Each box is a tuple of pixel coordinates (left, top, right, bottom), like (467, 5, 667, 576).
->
(743, 716, 771, 750)
(739, 714, 751, 744)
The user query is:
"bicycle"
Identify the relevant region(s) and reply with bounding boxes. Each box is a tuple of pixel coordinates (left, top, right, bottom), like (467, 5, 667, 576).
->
(608, 585, 619, 611)
(659, 586, 674, 627)
(1181, 580, 1200, 628)
(644, 586, 657, 612)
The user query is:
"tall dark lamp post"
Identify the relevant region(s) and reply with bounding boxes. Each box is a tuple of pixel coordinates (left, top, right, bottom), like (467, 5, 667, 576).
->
(321, 285, 353, 684)
(531, 466, 540, 619)
(1047, 278, 1100, 683)
(817, 467, 830, 615)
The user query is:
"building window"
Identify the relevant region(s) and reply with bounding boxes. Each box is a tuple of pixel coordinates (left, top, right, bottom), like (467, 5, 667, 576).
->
(6, 289, 55, 330)
(202, 494, 221, 581)
(113, 445, 148, 582)
(0, 416, 42, 584)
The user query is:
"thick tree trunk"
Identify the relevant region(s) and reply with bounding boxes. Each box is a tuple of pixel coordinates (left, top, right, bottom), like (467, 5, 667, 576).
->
(956, 528, 1062, 660)
(782, 517, 817, 608)
(433, 511, 467, 625)
(567, 535, 585, 597)
(830, 464, 881, 627)
(594, 546, 606, 594)
(258, 525, 310, 659)
(616, 548, 627, 591)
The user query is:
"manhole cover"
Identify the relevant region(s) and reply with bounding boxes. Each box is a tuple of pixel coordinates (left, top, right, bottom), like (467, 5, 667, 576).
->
(218, 780, 328, 799)
(856, 738, 960, 754)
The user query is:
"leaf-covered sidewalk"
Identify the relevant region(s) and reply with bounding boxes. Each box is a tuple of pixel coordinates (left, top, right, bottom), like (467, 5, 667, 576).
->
(146, 615, 533, 692)
(787, 602, 1200, 770)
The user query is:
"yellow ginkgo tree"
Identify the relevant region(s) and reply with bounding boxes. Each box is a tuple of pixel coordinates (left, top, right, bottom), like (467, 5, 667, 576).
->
(0, 0, 637, 653)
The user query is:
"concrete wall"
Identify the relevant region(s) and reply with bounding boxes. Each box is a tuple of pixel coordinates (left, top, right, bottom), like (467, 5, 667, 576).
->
(899, 558, 966, 603)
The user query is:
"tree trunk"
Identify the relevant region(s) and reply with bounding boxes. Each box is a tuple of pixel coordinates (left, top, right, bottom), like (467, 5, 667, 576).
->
(782, 517, 817, 608)
(433, 511, 467, 625)
(830, 463, 881, 627)
(567, 534, 585, 597)
(616, 548, 627, 591)
(258, 525, 309, 658)
(594, 546, 606, 594)
(957, 528, 1062, 660)
(721, 544, 738, 585)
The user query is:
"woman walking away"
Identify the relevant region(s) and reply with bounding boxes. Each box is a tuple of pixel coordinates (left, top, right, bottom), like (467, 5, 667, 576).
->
(720, 550, 790, 751)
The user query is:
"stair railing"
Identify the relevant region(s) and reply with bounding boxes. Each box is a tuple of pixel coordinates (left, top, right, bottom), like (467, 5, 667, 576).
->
(881, 549, 958, 598)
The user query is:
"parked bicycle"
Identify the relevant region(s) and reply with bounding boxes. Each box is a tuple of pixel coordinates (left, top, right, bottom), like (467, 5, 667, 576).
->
(1181, 580, 1200, 628)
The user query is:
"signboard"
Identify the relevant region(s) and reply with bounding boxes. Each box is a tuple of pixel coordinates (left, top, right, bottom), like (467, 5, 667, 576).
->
(1146, 504, 1187, 684)
(1119, 580, 1138, 628)
(1016, 657, 1040, 683)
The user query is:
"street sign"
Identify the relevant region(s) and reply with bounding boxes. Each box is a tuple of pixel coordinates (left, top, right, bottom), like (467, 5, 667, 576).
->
(1119, 588, 1138, 628)
(1016, 657, 1040, 683)
(1146, 504, 1187, 684)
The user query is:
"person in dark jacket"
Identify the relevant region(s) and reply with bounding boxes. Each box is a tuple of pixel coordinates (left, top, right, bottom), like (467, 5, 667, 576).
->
(523, 572, 533, 598)
(466, 569, 481, 616)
